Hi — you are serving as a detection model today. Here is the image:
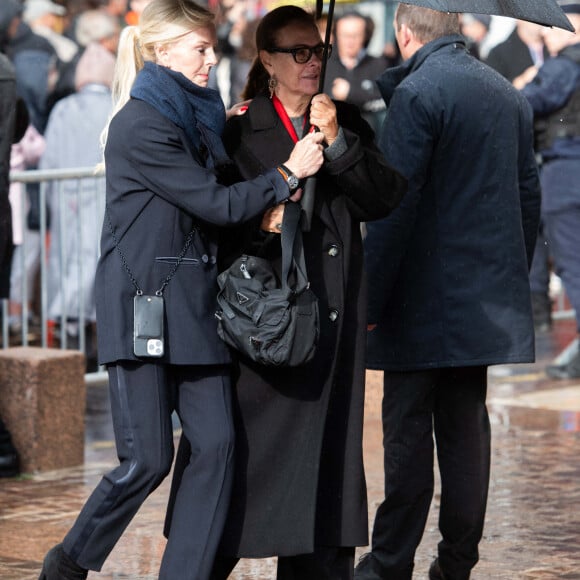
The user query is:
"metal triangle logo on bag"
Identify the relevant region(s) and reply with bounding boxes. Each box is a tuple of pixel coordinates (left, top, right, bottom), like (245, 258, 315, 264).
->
(236, 291, 250, 304)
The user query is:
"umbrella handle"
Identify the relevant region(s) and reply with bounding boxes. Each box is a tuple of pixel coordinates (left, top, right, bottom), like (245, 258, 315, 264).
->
(300, 176, 316, 232)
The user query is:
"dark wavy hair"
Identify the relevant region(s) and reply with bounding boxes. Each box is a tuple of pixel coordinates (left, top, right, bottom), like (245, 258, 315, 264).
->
(241, 5, 318, 100)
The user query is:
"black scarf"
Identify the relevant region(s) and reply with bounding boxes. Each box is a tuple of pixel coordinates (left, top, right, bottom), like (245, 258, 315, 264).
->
(131, 61, 229, 168)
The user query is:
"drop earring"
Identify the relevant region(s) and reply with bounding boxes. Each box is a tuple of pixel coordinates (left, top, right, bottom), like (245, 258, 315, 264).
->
(268, 76, 278, 98)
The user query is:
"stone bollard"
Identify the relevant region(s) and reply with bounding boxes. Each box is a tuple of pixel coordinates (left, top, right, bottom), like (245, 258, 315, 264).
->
(0, 346, 86, 473)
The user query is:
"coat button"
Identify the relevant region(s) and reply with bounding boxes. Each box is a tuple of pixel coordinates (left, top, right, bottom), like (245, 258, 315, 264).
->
(327, 244, 340, 257)
(202, 254, 209, 263)
(328, 309, 339, 322)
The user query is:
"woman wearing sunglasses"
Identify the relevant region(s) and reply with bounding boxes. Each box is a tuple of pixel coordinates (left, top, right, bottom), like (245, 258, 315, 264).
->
(166, 5, 407, 580)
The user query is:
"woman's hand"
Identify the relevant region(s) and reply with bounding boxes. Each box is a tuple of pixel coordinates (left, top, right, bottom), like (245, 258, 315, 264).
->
(309, 93, 339, 146)
(284, 131, 325, 180)
(226, 99, 251, 120)
(261, 204, 285, 233)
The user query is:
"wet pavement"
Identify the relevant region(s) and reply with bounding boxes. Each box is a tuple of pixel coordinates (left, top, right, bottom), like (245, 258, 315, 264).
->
(1, 318, 579, 579)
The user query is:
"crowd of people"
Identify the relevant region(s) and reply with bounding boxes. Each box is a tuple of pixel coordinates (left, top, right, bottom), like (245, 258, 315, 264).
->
(0, 0, 578, 579)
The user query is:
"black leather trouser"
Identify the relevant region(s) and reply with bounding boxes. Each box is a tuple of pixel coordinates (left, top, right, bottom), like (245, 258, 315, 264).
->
(63, 361, 234, 580)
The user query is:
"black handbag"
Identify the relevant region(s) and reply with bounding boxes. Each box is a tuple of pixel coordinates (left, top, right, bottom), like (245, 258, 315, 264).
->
(215, 201, 319, 366)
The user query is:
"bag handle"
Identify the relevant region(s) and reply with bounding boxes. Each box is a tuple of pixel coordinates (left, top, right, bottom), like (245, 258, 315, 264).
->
(280, 202, 310, 293)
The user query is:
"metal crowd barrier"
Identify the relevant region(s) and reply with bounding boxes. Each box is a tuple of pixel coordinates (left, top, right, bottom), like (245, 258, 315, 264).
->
(3, 166, 107, 385)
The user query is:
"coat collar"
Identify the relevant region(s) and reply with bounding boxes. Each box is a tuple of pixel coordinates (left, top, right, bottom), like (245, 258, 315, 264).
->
(244, 94, 299, 165)
(247, 93, 278, 131)
(377, 34, 466, 105)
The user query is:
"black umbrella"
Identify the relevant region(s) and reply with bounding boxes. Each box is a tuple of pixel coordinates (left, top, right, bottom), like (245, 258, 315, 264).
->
(386, 0, 574, 31)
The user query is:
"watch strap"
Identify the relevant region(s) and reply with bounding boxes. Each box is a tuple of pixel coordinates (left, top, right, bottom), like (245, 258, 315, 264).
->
(276, 164, 299, 191)
(277, 164, 290, 180)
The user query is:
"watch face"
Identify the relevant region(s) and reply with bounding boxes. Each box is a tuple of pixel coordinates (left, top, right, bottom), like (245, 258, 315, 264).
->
(287, 174, 300, 190)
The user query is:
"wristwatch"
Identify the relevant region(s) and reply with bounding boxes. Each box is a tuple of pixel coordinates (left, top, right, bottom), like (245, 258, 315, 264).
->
(276, 164, 300, 192)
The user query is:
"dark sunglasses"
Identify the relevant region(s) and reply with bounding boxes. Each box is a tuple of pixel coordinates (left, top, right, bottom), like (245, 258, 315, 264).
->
(266, 43, 332, 64)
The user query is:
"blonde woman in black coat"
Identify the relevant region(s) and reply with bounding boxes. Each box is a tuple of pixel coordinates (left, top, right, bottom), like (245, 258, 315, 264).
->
(167, 6, 406, 580)
(37, 1, 324, 579)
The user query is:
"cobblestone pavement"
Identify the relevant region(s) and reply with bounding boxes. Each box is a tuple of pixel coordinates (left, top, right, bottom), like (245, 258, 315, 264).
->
(1, 320, 579, 579)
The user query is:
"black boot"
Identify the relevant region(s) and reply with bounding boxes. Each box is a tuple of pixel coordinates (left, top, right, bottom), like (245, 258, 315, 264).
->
(429, 559, 447, 580)
(38, 544, 88, 580)
(429, 558, 472, 580)
(546, 349, 580, 380)
(354, 552, 396, 579)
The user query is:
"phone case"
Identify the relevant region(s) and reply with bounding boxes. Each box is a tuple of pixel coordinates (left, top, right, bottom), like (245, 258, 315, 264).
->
(133, 294, 164, 357)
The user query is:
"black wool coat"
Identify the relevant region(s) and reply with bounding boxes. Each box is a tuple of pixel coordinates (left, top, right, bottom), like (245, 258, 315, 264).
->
(213, 95, 406, 556)
(95, 99, 291, 365)
(365, 36, 541, 371)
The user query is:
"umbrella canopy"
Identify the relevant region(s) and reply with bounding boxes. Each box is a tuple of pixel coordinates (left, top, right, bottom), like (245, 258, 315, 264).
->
(313, 0, 574, 88)
(386, 0, 574, 31)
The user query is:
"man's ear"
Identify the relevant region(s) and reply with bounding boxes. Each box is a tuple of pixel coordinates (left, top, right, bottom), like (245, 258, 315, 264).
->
(398, 23, 414, 50)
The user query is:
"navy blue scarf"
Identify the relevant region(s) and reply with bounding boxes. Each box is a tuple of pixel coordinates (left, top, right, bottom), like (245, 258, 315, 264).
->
(131, 61, 229, 168)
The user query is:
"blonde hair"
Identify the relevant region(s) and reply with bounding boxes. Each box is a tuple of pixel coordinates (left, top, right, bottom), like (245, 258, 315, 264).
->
(99, 0, 215, 157)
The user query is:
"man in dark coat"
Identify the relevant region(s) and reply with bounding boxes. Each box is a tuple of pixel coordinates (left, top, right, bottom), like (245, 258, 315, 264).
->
(355, 5, 540, 580)
(521, 0, 580, 379)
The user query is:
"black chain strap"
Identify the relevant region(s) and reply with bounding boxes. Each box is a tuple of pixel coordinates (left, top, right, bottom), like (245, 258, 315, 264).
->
(106, 208, 196, 296)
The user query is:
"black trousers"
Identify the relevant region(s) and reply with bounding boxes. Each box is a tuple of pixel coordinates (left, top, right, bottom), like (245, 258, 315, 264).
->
(62, 361, 234, 580)
(211, 546, 355, 580)
(369, 366, 490, 580)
